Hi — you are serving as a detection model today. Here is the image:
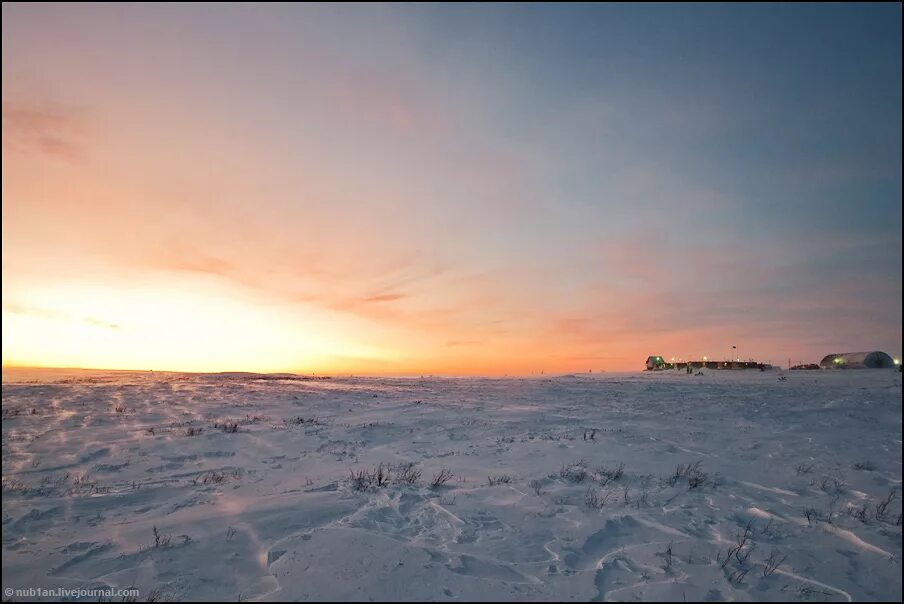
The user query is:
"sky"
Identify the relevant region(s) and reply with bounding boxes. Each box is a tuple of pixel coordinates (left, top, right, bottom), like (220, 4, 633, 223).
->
(2, 3, 901, 374)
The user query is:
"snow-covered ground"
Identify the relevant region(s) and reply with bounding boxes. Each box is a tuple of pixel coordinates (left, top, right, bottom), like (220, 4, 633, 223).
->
(2, 368, 901, 602)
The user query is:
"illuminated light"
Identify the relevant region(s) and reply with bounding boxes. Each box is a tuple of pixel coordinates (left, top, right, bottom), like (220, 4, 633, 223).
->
(894, 358, 900, 365)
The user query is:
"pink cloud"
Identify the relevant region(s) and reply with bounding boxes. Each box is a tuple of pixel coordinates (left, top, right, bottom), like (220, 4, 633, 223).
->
(2, 103, 88, 161)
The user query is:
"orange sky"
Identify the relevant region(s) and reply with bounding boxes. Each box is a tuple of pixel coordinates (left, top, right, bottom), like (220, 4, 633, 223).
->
(2, 4, 901, 374)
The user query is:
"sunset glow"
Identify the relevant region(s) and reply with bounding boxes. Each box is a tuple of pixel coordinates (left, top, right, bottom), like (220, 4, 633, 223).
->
(3, 4, 901, 374)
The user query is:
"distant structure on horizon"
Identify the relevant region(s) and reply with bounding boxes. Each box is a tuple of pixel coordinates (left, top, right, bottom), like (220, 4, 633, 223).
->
(790, 363, 820, 371)
(644, 355, 771, 371)
(645, 356, 668, 371)
(819, 351, 896, 369)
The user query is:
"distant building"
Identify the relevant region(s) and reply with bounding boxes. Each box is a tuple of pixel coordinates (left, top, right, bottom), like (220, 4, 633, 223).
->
(645, 355, 668, 371)
(819, 351, 895, 369)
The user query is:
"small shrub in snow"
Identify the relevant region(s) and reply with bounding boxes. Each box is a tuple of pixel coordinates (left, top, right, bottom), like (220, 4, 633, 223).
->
(283, 416, 320, 427)
(394, 462, 422, 486)
(487, 474, 512, 486)
(347, 464, 390, 491)
(818, 475, 846, 495)
(686, 466, 708, 490)
(349, 468, 373, 492)
(2, 477, 28, 495)
(584, 487, 610, 509)
(194, 469, 241, 486)
(596, 463, 625, 482)
(669, 461, 703, 488)
(803, 507, 818, 527)
(559, 460, 589, 483)
(431, 468, 454, 489)
(728, 567, 750, 584)
(762, 548, 786, 577)
(373, 463, 390, 488)
(851, 503, 870, 523)
(759, 517, 777, 538)
(875, 489, 896, 522)
(720, 521, 754, 568)
(152, 526, 172, 548)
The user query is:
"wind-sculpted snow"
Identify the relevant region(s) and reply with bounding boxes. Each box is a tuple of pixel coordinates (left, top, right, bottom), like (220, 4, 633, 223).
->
(2, 368, 901, 601)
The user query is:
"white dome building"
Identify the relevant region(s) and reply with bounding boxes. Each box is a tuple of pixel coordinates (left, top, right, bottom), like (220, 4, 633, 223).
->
(819, 351, 895, 369)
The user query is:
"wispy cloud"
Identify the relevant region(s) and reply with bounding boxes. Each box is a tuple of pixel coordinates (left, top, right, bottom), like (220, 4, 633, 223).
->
(2, 103, 88, 161)
(4, 303, 119, 330)
(361, 293, 408, 303)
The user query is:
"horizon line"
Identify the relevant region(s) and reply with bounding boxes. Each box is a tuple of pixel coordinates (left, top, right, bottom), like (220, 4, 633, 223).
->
(0, 363, 636, 379)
